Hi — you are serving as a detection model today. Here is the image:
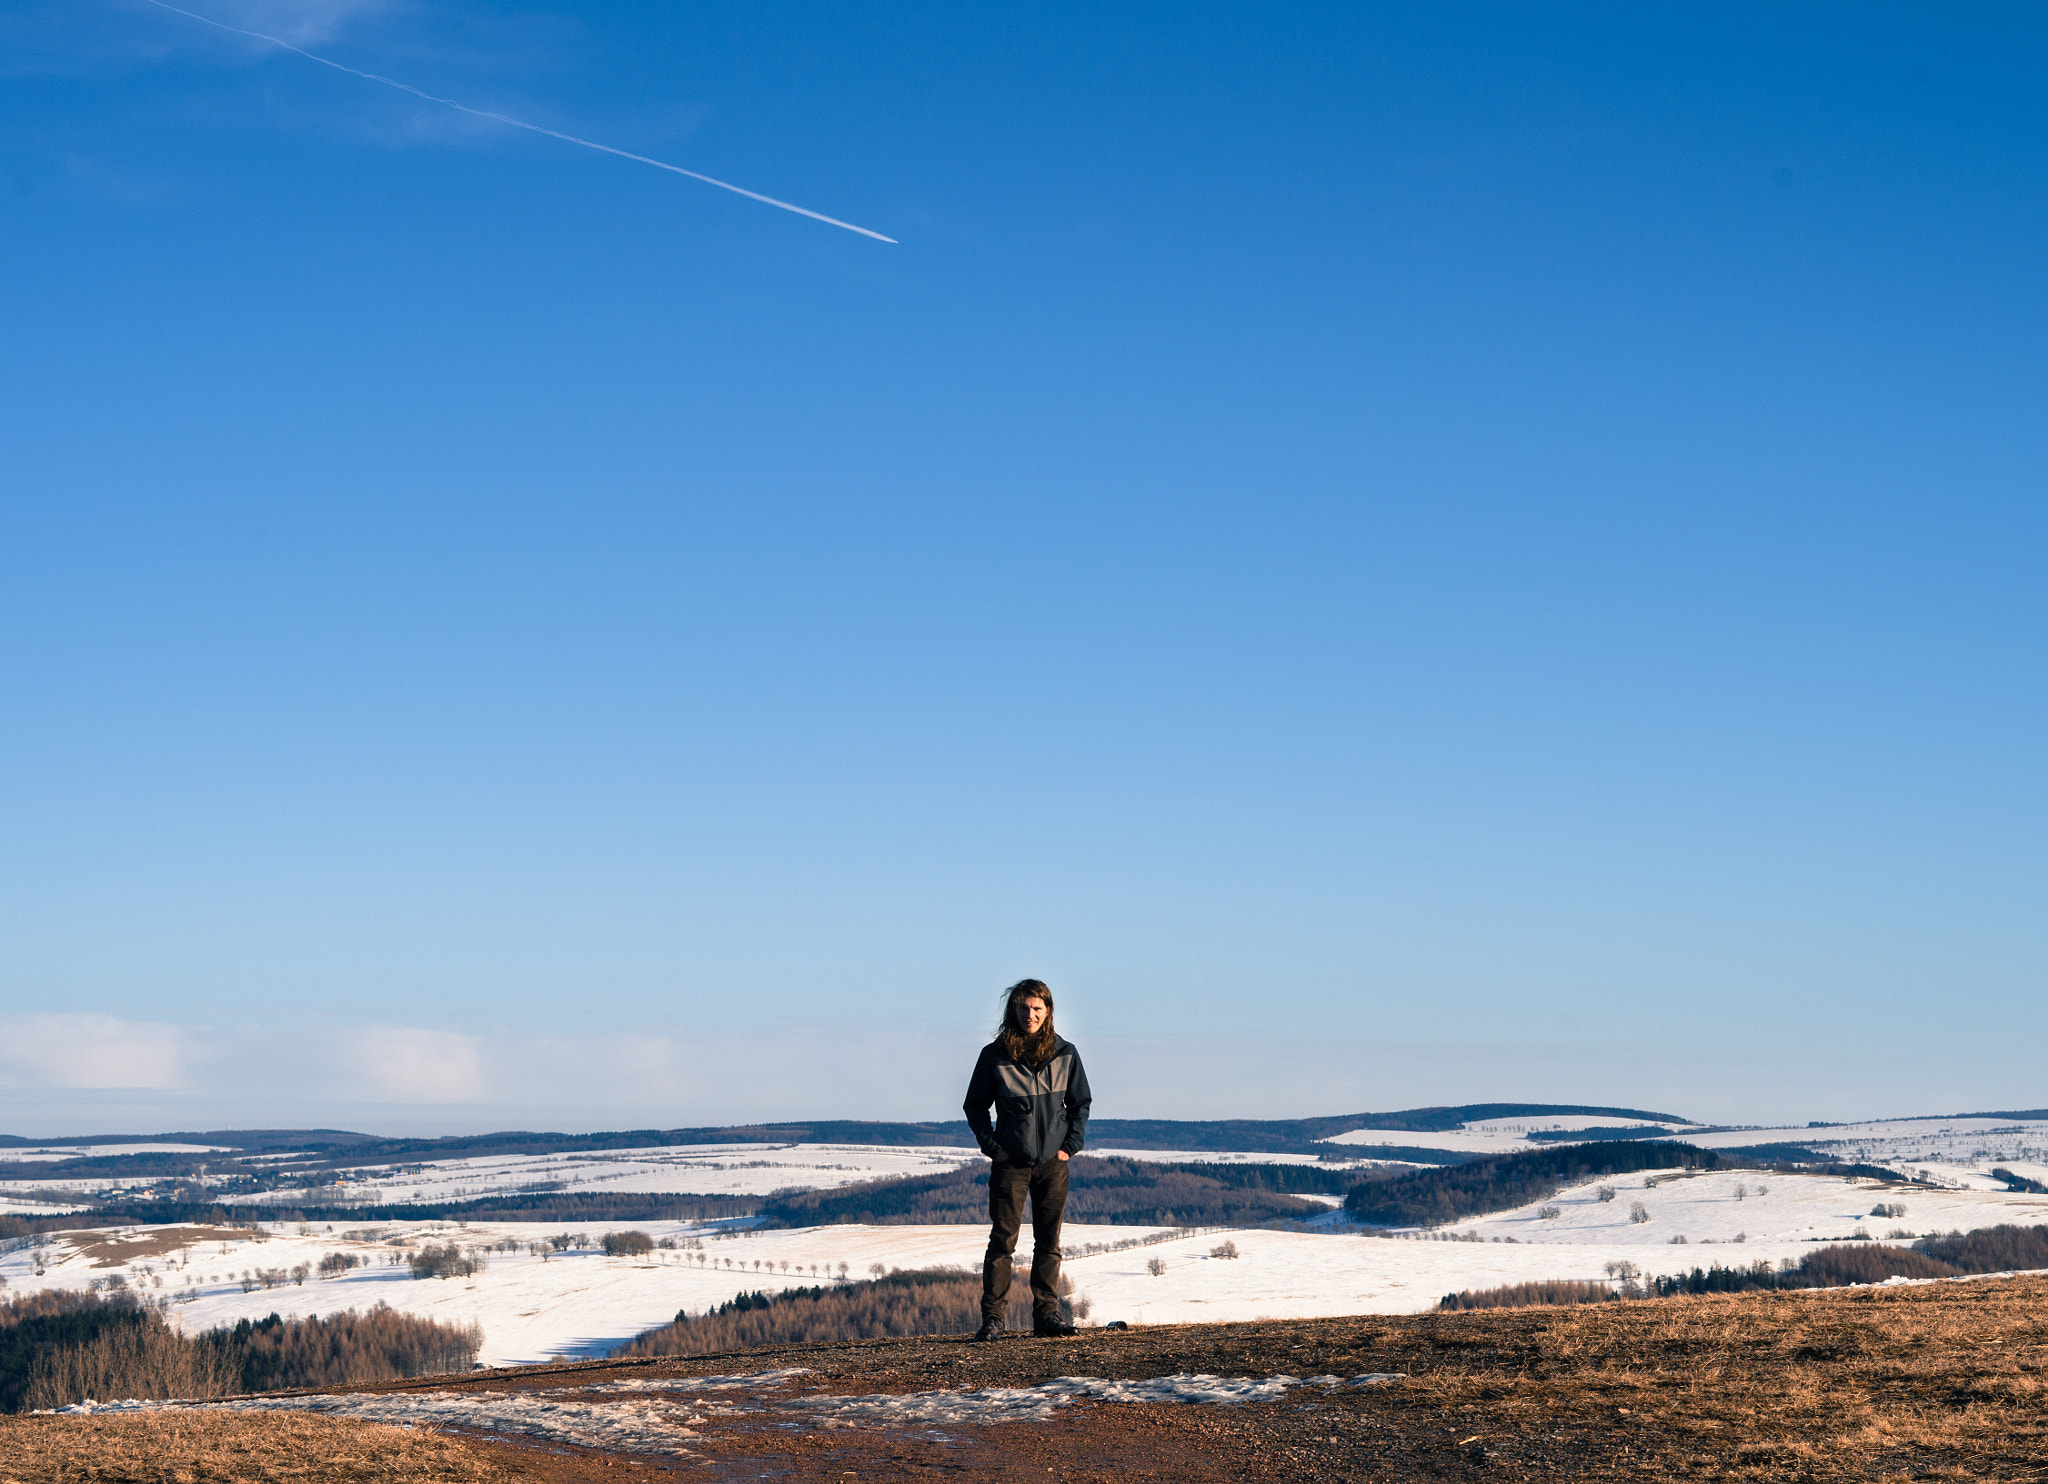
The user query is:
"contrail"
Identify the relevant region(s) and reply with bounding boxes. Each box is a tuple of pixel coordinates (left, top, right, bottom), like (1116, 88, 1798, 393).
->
(137, 0, 897, 243)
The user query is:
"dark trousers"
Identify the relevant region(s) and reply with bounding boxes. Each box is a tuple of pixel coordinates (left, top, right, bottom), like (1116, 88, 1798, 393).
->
(982, 1155, 1069, 1322)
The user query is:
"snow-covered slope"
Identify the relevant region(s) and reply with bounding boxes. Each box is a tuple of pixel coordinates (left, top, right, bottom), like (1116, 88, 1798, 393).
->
(1324, 1113, 2048, 1177)
(7, 1169, 2045, 1365)
(226, 1143, 992, 1208)
(0, 1140, 1391, 1210)
(0, 1144, 233, 1161)
(1324, 1115, 1707, 1158)
(1440, 1167, 2048, 1245)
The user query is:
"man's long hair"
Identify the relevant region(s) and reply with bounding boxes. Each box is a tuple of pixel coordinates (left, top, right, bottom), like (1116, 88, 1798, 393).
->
(996, 978, 1057, 1064)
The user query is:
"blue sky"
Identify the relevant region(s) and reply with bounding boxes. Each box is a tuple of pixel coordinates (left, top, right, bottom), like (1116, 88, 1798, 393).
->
(2, 2, 2042, 1134)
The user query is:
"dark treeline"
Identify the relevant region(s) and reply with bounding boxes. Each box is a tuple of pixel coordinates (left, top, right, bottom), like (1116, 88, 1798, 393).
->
(1673, 1150, 1927, 1184)
(1438, 1224, 2048, 1311)
(1440, 1279, 1616, 1310)
(1649, 1244, 1953, 1294)
(1918, 1223, 2048, 1273)
(1344, 1104, 1683, 1133)
(13, 1199, 708, 1232)
(5, 1104, 1690, 1175)
(1316, 1146, 1478, 1166)
(1345, 1143, 1729, 1227)
(280, 1191, 761, 1225)
(614, 1270, 1048, 1356)
(1711, 1143, 1830, 1165)
(1121, 1162, 1367, 1195)
(1079, 1104, 1681, 1150)
(0, 1206, 246, 1240)
(282, 1125, 985, 1170)
(222, 1306, 482, 1392)
(1830, 1162, 1935, 1185)
(0, 1291, 482, 1412)
(1640, 1225, 2048, 1296)
(1523, 1126, 1672, 1144)
(1991, 1168, 2048, 1195)
(0, 1153, 218, 1182)
(0, 1131, 372, 1152)
(0, 1291, 161, 1413)
(757, 1157, 1342, 1228)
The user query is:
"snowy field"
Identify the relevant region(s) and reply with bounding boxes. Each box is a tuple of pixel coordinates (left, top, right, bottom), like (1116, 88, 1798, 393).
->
(0, 1143, 995, 1209)
(0, 1144, 233, 1161)
(1672, 1118, 2048, 1190)
(0, 1199, 94, 1216)
(0, 1140, 1389, 1210)
(7, 1170, 2046, 1367)
(8, 1116, 2043, 1212)
(1326, 1113, 1709, 1158)
(228, 1143, 994, 1208)
(1328, 1114, 2048, 1184)
(218, 1141, 1389, 1208)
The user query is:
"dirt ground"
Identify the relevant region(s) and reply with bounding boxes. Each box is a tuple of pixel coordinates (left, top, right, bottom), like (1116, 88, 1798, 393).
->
(0, 1410, 523, 1484)
(8, 1274, 2047, 1483)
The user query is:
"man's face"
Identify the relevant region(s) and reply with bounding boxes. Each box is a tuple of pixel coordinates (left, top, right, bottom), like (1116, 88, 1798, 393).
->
(1013, 996, 1048, 1035)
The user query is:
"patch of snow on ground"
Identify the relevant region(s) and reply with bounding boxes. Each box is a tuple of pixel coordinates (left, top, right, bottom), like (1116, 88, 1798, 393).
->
(53, 1371, 811, 1456)
(53, 1370, 1407, 1448)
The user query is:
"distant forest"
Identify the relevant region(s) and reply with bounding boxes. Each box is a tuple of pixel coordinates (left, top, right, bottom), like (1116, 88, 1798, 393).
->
(614, 1268, 1048, 1356)
(0, 1103, 1685, 1172)
(756, 1156, 1372, 1228)
(1439, 1224, 2048, 1312)
(5, 1138, 1957, 1238)
(1523, 1125, 1673, 1144)
(275, 1191, 762, 1225)
(0, 1292, 481, 1413)
(1344, 1143, 1728, 1227)
(1635, 1223, 2048, 1298)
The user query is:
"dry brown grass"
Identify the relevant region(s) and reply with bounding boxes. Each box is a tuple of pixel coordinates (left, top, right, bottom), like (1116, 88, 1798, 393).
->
(7, 1276, 2046, 1482)
(63, 1229, 263, 1269)
(0, 1411, 532, 1484)
(585, 1270, 2048, 1480)
(1349, 1272, 2048, 1478)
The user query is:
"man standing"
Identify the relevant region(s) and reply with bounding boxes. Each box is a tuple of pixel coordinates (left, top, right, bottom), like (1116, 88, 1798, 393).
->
(963, 978, 1093, 1340)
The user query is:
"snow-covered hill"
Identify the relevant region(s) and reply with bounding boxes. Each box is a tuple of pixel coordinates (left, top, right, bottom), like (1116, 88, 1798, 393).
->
(8, 1168, 2045, 1366)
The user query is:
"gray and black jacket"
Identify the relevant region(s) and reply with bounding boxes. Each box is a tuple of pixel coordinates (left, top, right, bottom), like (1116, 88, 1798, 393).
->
(963, 1036, 1092, 1167)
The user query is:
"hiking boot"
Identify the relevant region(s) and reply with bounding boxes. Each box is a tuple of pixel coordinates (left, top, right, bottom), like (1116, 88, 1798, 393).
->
(972, 1320, 1003, 1342)
(1033, 1317, 1079, 1337)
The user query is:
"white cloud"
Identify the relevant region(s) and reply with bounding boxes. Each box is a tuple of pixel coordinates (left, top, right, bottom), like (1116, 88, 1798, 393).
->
(0, 1014, 191, 1090)
(345, 1026, 486, 1103)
